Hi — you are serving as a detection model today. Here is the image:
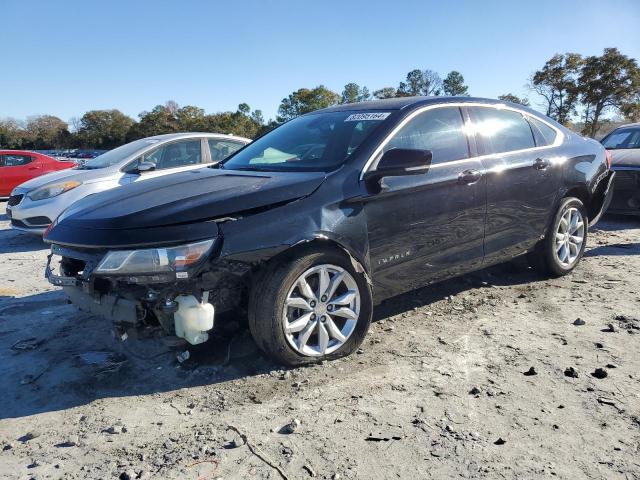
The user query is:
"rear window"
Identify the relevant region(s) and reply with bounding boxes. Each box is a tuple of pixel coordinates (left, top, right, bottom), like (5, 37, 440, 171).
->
(1, 154, 33, 166)
(470, 107, 535, 155)
(528, 117, 557, 146)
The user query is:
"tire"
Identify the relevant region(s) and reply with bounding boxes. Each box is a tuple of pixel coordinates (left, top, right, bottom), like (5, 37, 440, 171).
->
(529, 197, 588, 277)
(248, 250, 372, 366)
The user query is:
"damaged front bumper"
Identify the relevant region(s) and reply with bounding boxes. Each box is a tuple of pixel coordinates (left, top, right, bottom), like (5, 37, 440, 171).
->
(45, 242, 247, 346)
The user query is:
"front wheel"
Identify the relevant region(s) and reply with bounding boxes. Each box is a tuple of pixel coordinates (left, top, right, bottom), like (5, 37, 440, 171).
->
(248, 250, 372, 366)
(529, 197, 588, 276)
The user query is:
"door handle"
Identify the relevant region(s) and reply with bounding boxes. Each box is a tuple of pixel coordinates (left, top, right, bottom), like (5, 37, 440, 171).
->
(533, 158, 550, 170)
(458, 169, 482, 185)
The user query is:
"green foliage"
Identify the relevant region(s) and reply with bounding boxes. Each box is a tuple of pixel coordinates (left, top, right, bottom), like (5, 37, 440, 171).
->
(497, 94, 530, 106)
(397, 69, 442, 96)
(277, 86, 340, 122)
(442, 71, 469, 96)
(24, 115, 70, 149)
(0, 118, 25, 149)
(530, 53, 583, 125)
(4, 50, 638, 148)
(373, 87, 398, 99)
(76, 110, 135, 149)
(340, 83, 371, 104)
(578, 48, 640, 137)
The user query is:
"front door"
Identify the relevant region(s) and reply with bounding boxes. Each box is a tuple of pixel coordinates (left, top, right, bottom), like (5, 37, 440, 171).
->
(363, 106, 487, 299)
(122, 138, 207, 184)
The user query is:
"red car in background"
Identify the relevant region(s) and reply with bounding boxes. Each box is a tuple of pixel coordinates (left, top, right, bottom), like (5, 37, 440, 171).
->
(0, 151, 76, 197)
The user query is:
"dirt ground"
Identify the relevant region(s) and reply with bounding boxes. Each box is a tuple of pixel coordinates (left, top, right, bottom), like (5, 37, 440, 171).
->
(1, 199, 639, 480)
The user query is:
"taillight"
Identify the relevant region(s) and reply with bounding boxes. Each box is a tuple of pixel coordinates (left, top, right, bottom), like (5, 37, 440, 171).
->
(605, 149, 612, 169)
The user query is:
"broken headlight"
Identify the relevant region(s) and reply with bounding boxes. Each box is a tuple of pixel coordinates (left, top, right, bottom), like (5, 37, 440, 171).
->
(94, 239, 214, 276)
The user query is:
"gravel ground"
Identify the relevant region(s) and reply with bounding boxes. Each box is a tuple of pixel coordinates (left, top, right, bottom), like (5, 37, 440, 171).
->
(1, 199, 639, 480)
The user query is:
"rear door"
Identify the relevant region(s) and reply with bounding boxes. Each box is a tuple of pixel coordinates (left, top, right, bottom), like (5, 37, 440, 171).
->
(206, 138, 246, 163)
(0, 153, 39, 195)
(363, 106, 487, 298)
(467, 106, 562, 262)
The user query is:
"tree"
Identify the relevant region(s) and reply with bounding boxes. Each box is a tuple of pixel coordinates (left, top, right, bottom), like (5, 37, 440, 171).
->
(620, 101, 640, 122)
(202, 104, 265, 138)
(76, 109, 135, 149)
(530, 53, 582, 125)
(340, 83, 371, 104)
(277, 86, 340, 122)
(578, 48, 640, 137)
(24, 115, 70, 149)
(498, 93, 530, 106)
(373, 87, 398, 99)
(397, 69, 425, 96)
(421, 69, 442, 96)
(442, 71, 469, 96)
(397, 69, 442, 96)
(175, 106, 206, 131)
(0, 118, 25, 148)
(128, 101, 182, 139)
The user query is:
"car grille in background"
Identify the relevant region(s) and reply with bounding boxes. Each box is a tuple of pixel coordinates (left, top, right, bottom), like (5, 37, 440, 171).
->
(25, 216, 52, 227)
(11, 219, 28, 229)
(7, 194, 24, 206)
(10, 217, 52, 229)
(610, 170, 640, 213)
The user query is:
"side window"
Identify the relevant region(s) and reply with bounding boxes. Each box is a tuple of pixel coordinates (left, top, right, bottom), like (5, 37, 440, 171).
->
(383, 107, 469, 164)
(471, 107, 535, 155)
(142, 140, 202, 170)
(0, 155, 4, 167)
(527, 116, 557, 147)
(3, 154, 33, 166)
(208, 139, 244, 162)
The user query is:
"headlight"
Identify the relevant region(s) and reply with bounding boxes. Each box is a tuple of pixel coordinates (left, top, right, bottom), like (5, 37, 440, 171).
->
(94, 239, 214, 276)
(28, 181, 82, 201)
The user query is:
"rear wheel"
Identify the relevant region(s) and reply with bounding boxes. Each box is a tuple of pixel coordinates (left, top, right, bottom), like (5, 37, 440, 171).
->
(529, 197, 588, 276)
(248, 250, 372, 366)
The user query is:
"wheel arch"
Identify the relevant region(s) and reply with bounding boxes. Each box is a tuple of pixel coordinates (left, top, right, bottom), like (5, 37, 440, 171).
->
(259, 234, 372, 285)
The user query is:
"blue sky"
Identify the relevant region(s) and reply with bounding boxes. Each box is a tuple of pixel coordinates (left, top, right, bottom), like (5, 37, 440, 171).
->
(1, 0, 639, 124)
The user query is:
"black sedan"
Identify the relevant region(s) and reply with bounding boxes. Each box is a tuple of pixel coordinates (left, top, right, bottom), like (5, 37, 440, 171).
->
(601, 123, 640, 215)
(44, 97, 614, 366)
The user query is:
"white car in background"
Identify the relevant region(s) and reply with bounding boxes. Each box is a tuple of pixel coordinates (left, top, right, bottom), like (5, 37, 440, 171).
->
(6, 133, 250, 235)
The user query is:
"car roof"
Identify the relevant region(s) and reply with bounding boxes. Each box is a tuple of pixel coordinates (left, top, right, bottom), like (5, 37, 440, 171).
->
(317, 96, 519, 113)
(613, 122, 640, 130)
(143, 132, 251, 143)
(0, 150, 48, 155)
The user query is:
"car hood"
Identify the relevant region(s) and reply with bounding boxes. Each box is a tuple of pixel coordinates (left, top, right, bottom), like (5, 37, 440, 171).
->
(14, 166, 115, 192)
(45, 167, 327, 248)
(610, 149, 640, 168)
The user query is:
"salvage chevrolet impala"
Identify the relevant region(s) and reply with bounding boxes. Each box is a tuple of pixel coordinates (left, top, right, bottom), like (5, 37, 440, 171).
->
(44, 97, 615, 366)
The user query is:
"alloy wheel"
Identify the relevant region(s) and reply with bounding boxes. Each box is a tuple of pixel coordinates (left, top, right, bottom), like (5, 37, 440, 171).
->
(554, 207, 585, 267)
(282, 264, 360, 356)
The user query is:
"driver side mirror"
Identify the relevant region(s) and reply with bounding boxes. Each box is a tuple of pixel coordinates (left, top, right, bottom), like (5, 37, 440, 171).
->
(364, 148, 432, 187)
(136, 161, 156, 173)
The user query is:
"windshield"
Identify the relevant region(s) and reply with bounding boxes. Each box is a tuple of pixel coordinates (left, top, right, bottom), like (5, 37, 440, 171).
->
(77, 138, 160, 169)
(222, 111, 390, 172)
(601, 127, 640, 150)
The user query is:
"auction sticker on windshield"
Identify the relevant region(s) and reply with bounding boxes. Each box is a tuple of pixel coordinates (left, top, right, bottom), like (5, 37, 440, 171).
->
(344, 112, 391, 121)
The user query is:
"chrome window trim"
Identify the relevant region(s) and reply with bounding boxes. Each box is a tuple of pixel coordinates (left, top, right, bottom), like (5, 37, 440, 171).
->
(360, 102, 565, 180)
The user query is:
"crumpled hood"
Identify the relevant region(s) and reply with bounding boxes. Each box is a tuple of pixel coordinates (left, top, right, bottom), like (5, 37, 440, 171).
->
(610, 149, 640, 168)
(45, 167, 327, 248)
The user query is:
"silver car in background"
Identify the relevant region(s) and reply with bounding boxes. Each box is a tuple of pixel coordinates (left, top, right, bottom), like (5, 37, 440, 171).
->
(601, 123, 640, 215)
(7, 133, 250, 234)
